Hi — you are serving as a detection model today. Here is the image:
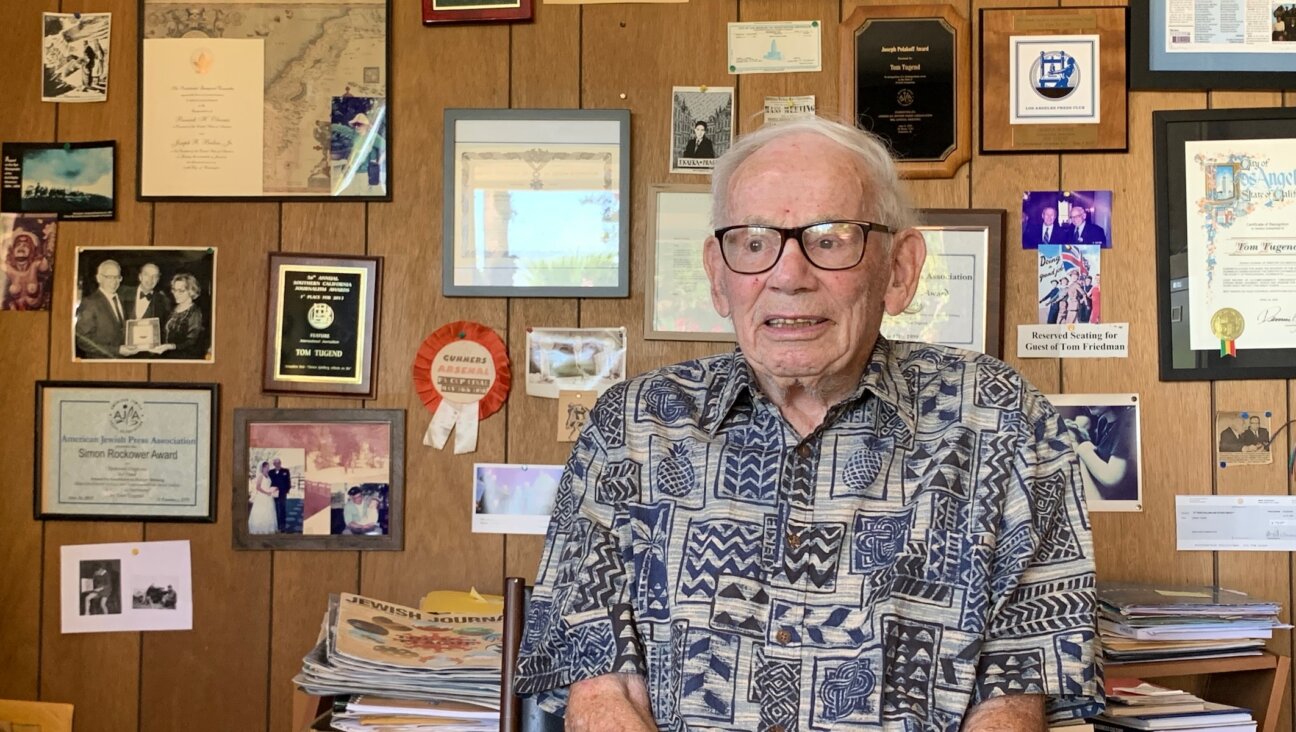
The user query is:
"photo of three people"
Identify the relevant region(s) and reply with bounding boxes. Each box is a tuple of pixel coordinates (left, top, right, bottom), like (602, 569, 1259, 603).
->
(1037, 245, 1101, 325)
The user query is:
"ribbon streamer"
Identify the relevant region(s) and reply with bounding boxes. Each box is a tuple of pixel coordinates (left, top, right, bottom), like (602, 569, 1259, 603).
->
(422, 400, 480, 454)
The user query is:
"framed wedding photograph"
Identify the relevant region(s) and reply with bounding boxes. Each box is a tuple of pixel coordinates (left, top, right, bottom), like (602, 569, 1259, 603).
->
(35, 381, 218, 522)
(232, 408, 404, 550)
(881, 209, 1005, 357)
(422, 0, 532, 24)
(1130, 1, 1296, 90)
(644, 184, 734, 341)
(840, 3, 970, 179)
(442, 108, 630, 297)
(263, 253, 382, 398)
(137, 0, 391, 201)
(1154, 107, 1296, 382)
(979, 6, 1128, 154)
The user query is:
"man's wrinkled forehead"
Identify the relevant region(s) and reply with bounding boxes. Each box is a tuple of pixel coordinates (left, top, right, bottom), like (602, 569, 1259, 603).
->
(726, 135, 873, 220)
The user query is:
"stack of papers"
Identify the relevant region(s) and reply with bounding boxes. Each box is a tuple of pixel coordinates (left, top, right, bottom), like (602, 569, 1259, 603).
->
(1099, 584, 1289, 663)
(293, 593, 502, 726)
(1094, 679, 1256, 731)
(328, 696, 497, 732)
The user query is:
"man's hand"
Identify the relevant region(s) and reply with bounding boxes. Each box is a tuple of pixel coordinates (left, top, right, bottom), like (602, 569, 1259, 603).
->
(567, 672, 656, 732)
(962, 694, 1045, 731)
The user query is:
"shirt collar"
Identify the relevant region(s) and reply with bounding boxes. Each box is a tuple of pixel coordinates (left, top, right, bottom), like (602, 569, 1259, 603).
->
(705, 336, 917, 437)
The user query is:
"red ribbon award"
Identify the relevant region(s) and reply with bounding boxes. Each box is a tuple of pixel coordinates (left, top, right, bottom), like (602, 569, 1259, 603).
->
(412, 321, 510, 454)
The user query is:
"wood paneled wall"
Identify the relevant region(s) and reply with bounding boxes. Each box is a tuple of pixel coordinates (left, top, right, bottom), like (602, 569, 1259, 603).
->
(0, 1, 1291, 730)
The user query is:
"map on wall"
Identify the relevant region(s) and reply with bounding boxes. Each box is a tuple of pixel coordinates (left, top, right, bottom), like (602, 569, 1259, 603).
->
(140, 0, 388, 199)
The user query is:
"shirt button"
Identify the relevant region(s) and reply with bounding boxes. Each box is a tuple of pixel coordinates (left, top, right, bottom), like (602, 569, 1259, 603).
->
(796, 444, 812, 459)
(775, 629, 792, 645)
(786, 531, 801, 549)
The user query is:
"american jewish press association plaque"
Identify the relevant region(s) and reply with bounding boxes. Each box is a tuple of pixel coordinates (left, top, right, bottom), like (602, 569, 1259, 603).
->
(841, 5, 970, 179)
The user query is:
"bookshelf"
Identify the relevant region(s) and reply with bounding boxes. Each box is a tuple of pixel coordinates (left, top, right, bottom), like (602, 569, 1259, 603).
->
(1106, 651, 1291, 732)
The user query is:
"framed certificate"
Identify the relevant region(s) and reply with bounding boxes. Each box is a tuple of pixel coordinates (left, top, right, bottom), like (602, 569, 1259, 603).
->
(35, 382, 218, 522)
(979, 6, 1128, 154)
(1130, 2, 1296, 90)
(1155, 107, 1296, 381)
(263, 253, 382, 398)
(841, 4, 970, 179)
(644, 184, 735, 341)
(881, 209, 1005, 357)
(422, 0, 532, 24)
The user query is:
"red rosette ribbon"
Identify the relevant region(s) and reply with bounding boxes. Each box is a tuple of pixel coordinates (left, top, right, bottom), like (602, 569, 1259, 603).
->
(412, 321, 510, 453)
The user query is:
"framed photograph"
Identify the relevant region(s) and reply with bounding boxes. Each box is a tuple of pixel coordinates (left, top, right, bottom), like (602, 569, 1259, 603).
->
(1, 214, 57, 311)
(422, 0, 532, 24)
(841, 4, 970, 179)
(73, 246, 216, 363)
(472, 463, 562, 535)
(644, 184, 734, 341)
(979, 6, 1128, 154)
(443, 108, 630, 297)
(138, 0, 390, 201)
(881, 209, 1005, 357)
(232, 408, 404, 550)
(1130, 2, 1296, 90)
(1047, 393, 1142, 512)
(263, 253, 382, 398)
(35, 381, 218, 522)
(1154, 107, 1296, 381)
(1, 141, 115, 219)
(42, 12, 111, 103)
(60, 540, 193, 633)
(670, 86, 734, 175)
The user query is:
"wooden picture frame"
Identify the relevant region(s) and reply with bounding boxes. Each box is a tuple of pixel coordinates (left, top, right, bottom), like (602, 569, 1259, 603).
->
(1154, 107, 1296, 381)
(232, 408, 404, 550)
(840, 4, 970, 179)
(644, 183, 735, 342)
(1130, 2, 1296, 90)
(979, 6, 1129, 154)
(442, 108, 631, 298)
(422, 0, 532, 24)
(35, 381, 218, 522)
(263, 253, 382, 398)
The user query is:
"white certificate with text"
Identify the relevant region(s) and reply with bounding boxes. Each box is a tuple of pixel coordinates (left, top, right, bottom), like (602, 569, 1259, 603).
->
(1185, 138, 1296, 351)
(141, 39, 264, 197)
(1165, 0, 1294, 53)
(882, 226, 988, 353)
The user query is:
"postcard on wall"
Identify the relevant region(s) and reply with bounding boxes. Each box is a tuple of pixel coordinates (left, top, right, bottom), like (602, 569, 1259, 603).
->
(670, 86, 734, 175)
(140, 38, 265, 197)
(1022, 189, 1112, 248)
(727, 21, 822, 75)
(1009, 35, 1100, 125)
(473, 463, 562, 535)
(1184, 138, 1296, 352)
(1, 141, 114, 220)
(557, 390, 596, 442)
(42, 12, 111, 102)
(61, 540, 193, 633)
(72, 247, 216, 363)
(1047, 393, 1142, 512)
(526, 326, 626, 398)
(1037, 245, 1101, 325)
(1215, 409, 1273, 466)
(1, 214, 57, 311)
(764, 95, 816, 124)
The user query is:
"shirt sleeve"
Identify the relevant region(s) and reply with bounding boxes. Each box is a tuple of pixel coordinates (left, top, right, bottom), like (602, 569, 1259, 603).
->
(973, 389, 1104, 723)
(513, 386, 646, 715)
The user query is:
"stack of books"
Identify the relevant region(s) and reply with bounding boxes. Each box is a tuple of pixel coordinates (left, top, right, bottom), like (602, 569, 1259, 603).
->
(294, 592, 502, 730)
(1099, 583, 1288, 663)
(1094, 679, 1255, 732)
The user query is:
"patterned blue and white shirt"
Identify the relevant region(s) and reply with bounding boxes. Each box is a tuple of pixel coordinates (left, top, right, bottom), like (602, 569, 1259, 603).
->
(514, 338, 1103, 730)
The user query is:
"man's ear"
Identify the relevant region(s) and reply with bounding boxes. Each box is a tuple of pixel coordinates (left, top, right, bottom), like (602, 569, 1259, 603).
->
(882, 228, 927, 316)
(701, 236, 732, 318)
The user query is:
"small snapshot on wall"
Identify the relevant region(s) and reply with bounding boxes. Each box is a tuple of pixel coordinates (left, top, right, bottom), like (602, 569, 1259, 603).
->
(1037, 244, 1101, 325)
(42, 12, 111, 102)
(670, 86, 734, 175)
(60, 540, 193, 633)
(1, 141, 115, 220)
(1215, 409, 1274, 467)
(1048, 393, 1142, 512)
(473, 463, 563, 535)
(526, 326, 626, 398)
(1, 213, 56, 311)
(1022, 189, 1112, 248)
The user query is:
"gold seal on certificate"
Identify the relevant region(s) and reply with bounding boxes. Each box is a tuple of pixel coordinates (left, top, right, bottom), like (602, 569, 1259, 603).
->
(1210, 307, 1245, 341)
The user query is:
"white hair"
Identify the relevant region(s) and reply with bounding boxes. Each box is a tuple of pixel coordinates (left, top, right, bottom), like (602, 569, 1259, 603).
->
(710, 116, 916, 234)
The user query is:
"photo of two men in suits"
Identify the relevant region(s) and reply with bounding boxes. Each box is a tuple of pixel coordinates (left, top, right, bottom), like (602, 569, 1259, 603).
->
(1022, 189, 1113, 249)
(1216, 410, 1273, 466)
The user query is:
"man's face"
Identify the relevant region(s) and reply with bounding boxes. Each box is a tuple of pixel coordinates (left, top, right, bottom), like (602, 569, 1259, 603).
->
(351, 492, 364, 504)
(1235, 416, 1249, 432)
(1250, 416, 1261, 432)
(273, 458, 282, 469)
(139, 265, 160, 292)
(1070, 208, 1086, 227)
(703, 133, 924, 387)
(96, 262, 122, 294)
(1042, 208, 1056, 225)
(694, 124, 706, 141)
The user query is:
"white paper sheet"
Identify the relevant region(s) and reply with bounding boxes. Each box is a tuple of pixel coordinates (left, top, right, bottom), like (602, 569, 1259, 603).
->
(1177, 495, 1296, 551)
(61, 540, 193, 633)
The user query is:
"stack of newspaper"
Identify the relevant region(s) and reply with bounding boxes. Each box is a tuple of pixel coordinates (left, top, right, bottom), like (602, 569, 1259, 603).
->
(1098, 583, 1288, 663)
(294, 593, 502, 730)
(1094, 679, 1255, 731)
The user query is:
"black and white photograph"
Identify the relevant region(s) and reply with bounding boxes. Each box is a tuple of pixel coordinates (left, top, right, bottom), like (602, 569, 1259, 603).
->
(670, 86, 734, 175)
(1215, 409, 1274, 467)
(1048, 393, 1142, 512)
(0, 141, 115, 220)
(77, 559, 121, 616)
(42, 12, 111, 102)
(1022, 189, 1113, 248)
(525, 326, 627, 399)
(61, 540, 193, 633)
(1, 213, 57, 311)
(72, 247, 216, 363)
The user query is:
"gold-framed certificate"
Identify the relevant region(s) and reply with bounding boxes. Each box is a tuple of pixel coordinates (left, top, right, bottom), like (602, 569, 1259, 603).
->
(126, 317, 160, 349)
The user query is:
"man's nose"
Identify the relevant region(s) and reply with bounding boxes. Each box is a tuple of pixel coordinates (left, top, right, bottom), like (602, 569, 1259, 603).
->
(766, 236, 816, 288)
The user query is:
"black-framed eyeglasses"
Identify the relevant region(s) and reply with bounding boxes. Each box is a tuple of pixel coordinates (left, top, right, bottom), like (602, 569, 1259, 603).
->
(713, 220, 894, 274)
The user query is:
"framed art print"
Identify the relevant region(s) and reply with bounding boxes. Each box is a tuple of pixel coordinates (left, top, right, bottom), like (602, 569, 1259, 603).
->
(422, 0, 532, 24)
(263, 253, 382, 398)
(1130, 1, 1296, 90)
(443, 108, 631, 297)
(644, 184, 734, 341)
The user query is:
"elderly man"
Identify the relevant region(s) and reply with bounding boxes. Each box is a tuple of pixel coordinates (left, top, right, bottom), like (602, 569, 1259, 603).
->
(74, 259, 134, 358)
(515, 117, 1101, 730)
